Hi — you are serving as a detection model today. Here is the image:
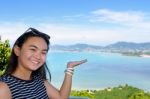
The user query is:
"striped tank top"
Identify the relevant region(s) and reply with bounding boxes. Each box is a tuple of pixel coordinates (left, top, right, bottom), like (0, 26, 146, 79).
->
(0, 74, 49, 99)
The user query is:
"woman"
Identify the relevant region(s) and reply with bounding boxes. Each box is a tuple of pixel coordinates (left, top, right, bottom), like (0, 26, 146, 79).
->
(0, 27, 87, 99)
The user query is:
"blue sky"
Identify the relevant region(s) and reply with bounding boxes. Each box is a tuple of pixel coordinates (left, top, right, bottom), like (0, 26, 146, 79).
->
(0, 0, 150, 46)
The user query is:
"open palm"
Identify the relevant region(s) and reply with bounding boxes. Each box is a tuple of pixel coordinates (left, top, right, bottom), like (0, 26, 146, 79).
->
(67, 59, 87, 68)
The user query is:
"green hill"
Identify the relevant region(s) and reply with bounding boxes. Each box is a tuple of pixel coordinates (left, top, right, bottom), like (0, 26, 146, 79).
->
(71, 84, 150, 99)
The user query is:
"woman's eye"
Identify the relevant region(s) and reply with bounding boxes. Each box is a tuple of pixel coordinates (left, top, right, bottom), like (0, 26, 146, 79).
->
(30, 49, 36, 51)
(42, 52, 47, 55)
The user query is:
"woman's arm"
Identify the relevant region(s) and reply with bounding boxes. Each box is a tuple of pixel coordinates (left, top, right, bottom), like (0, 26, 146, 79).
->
(45, 59, 87, 99)
(0, 82, 11, 99)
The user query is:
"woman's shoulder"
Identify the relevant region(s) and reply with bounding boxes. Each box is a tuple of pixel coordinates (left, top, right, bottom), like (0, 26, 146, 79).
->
(0, 82, 9, 90)
(0, 75, 11, 94)
(0, 82, 11, 98)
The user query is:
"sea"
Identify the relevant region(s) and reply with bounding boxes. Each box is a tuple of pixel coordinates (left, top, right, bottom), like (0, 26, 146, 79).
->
(46, 51, 150, 91)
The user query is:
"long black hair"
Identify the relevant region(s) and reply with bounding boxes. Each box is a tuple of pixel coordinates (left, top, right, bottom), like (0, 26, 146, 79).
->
(4, 27, 51, 80)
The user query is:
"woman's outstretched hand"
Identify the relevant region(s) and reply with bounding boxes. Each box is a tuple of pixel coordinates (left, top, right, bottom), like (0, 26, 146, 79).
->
(67, 59, 87, 68)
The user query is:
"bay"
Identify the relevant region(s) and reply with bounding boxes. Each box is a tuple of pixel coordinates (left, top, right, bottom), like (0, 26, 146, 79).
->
(46, 51, 150, 91)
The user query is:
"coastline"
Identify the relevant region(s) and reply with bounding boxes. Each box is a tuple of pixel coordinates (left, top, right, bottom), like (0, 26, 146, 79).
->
(71, 84, 150, 92)
(140, 54, 150, 58)
(72, 87, 105, 91)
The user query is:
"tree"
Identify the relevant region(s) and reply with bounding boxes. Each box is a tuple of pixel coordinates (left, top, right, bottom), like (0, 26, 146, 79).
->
(0, 39, 11, 75)
(128, 92, 150, 99)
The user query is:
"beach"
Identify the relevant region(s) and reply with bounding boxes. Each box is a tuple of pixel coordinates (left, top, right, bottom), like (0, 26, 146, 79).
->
(140, 54, 150, 58)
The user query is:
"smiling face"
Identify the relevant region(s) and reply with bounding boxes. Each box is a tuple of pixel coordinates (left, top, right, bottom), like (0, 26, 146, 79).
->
(14, 37, 48, 72)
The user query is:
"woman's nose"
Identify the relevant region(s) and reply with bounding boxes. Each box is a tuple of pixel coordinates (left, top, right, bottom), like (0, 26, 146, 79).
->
(34, 52, 41, 59)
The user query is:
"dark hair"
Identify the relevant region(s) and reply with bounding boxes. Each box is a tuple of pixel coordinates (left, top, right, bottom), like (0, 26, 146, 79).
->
(4, 27, 51, 80)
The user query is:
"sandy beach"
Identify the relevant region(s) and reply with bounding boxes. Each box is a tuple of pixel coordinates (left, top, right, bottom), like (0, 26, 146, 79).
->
(140, 54, 150, 58)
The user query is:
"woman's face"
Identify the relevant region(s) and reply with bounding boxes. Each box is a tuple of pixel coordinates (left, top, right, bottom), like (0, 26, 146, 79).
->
(15, 37, 48, 72)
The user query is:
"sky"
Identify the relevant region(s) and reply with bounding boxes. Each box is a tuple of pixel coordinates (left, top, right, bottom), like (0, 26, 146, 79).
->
(0, 0, 150, 46)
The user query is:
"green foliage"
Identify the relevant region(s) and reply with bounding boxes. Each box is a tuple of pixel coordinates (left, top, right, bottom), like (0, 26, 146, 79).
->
(71, 84, 150, 99)
(0, 39, 11, 75)
(71, 90, 94, 99)
(144, 52, 150, 55)
(94, 84, 142, 99)
(128, 92, 150, 99)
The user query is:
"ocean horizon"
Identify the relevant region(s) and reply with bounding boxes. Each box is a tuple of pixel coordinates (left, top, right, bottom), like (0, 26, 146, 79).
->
(46, 51, 150, 91)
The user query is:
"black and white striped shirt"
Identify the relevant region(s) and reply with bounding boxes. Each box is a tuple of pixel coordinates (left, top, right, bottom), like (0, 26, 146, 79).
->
(0, 74, 49, 99)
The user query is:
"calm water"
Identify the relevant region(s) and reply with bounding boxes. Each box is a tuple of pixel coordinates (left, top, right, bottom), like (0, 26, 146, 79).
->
(46, 51, 150, 91)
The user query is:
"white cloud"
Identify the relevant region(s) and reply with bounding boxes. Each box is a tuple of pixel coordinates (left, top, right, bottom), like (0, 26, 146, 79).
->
(92, 9, 143, 23)
(0, 9, 150, 46)
(0, 22, 28, 45)
(90, 9, 150, 29)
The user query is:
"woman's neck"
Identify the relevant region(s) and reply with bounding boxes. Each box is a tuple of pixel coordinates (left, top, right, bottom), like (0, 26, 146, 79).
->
(12, 65, 32, 80)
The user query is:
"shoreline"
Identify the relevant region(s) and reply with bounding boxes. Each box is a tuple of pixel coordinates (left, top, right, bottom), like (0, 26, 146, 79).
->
(140, 54, 150, 58)
(72, 87, 105, 91)
(71, 85, 150, 92)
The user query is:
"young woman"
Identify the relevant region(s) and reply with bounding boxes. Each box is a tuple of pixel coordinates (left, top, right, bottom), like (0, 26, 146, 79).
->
(0, 27, 87, 99)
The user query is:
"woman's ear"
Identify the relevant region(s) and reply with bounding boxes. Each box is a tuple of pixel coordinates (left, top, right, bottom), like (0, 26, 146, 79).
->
(14, 45, 21, 56)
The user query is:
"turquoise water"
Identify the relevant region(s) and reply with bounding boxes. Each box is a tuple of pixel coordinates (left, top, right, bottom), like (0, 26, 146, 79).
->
(46, 51, 150, 91)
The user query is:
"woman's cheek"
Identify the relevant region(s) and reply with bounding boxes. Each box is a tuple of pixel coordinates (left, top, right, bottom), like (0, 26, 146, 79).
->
(41, 55, 47, 63)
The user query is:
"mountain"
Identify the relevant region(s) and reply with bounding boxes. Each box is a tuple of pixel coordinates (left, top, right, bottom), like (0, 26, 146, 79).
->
(51, 43, 102, 51)
(51, 41, 150, 52)
(105, 41, 150, 50)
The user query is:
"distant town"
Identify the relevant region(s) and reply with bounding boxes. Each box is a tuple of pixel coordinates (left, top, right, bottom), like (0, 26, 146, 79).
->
(51, 41, 150, 57)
